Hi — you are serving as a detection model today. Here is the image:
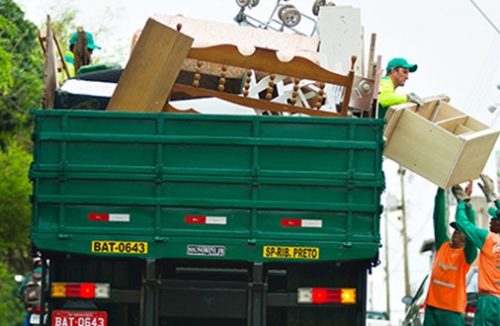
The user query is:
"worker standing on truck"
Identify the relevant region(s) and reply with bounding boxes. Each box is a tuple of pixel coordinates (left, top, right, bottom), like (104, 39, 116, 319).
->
(454, 174, 500, 326)
(378, 57, 423, 118)
(64, 29, 101, 76)
(423, 183, 477, 326)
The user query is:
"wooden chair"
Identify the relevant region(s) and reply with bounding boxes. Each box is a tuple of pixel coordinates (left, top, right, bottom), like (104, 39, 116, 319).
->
(169, 25, 357, 118)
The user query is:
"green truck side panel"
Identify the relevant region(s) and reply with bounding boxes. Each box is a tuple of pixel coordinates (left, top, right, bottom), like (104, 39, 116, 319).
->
(30, 110, 385, 262)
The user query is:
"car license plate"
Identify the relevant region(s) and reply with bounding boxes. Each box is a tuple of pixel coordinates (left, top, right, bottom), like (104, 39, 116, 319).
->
(263, 246, 320, 259)
(52, 310, 107, 326)
(29, 314, 40, 324)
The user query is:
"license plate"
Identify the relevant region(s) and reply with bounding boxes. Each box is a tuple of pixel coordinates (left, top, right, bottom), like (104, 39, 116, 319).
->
(91, 241, 148, 254)
(263, 246, 320, 259)
(29, 314, 40, 324)
(52, 310, 107, 326)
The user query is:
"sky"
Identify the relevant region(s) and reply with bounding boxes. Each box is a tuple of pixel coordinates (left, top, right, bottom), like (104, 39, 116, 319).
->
(14, 0, 500, 323)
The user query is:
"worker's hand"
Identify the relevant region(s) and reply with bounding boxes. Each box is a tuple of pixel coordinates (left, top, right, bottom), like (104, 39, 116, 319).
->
(408, 92, 424, 107)
(452, 184, 470, 202)
(465, 180, 473, 197)
(478, 174, 498, 202)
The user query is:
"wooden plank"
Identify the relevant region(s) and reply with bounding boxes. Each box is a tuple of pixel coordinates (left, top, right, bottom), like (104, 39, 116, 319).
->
(447, 130, 500, 187)
(367, 33, 376, 79)
(107, 18, 193, 112)
(384, 109, 462, 188)
(43, 15, 57, 109)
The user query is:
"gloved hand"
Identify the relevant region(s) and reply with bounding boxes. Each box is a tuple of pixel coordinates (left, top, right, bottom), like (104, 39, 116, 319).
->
(407, 92, 424, 107)
(452, 184, 470, 202)
(478, 174, 498, 203)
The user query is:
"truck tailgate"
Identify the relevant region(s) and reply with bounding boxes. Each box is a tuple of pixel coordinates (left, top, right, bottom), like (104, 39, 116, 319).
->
(30, 110, 384, 262)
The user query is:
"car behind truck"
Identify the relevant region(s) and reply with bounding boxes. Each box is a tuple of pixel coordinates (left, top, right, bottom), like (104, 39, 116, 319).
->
(29, 109, 384, 325)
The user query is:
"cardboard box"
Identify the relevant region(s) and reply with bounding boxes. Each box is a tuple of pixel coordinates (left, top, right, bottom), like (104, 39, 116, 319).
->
(384, 98, 499, 188)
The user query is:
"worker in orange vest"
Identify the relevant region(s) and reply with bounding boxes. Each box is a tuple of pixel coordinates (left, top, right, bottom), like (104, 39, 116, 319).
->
(454, 174, 500, 326)
(423, 184, 477, 326)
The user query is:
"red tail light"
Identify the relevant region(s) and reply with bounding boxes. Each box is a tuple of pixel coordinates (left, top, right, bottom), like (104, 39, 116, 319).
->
(298, 287, 356, 304)
(51, 282, 109, 299)
(466, 304, 476, 313)
(312, 288, 341, 303)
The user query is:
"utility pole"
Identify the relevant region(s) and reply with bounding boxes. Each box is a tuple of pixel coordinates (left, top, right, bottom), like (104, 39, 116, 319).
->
(384, 207, 391, 320)
(398, 166, 411, 298)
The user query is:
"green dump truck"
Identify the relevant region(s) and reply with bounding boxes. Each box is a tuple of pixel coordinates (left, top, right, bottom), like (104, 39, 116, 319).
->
(30, 109, 384, 325)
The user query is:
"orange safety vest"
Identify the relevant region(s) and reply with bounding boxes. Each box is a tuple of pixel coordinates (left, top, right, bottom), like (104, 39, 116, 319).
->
(478, 233, 500, 296)
(425, 242, 470, 313)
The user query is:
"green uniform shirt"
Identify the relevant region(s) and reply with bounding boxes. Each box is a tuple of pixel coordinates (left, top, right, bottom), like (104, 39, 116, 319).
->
(424, 189, 477, 326)
(434, 189, 476, 264)
(455, 200, 500, 326)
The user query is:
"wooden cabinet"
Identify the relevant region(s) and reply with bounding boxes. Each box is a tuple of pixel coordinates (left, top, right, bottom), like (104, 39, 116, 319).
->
(384, 98, 499, 188)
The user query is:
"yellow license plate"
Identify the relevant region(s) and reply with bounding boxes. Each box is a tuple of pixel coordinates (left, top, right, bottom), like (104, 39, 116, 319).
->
(263, 246, 319, 259)
(91, 241, 148, 254)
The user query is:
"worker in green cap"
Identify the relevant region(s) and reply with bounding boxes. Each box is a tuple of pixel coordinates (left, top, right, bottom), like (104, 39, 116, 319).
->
(423, 183, 477, 326)
(60, 29, 101, 81)
(453, 174, 500, 326)
(378, 57, 423, 118)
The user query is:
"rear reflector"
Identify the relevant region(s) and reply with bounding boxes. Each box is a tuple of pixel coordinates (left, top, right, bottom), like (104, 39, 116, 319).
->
(89, 213, 130, 222)
(185, 216, 227, 225)
(298, 287, 356, 304)
(51, 282, 110, 299)
(281, 218, 322, 228)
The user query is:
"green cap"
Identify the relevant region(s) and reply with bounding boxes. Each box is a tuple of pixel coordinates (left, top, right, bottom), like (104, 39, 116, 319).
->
(69, 31, 101, 50)
(488, 207, 500, 220)
(386, 57, 417, 73)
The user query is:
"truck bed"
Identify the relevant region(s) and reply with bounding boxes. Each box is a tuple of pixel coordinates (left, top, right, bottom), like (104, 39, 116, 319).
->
(30, 110, 384, 263)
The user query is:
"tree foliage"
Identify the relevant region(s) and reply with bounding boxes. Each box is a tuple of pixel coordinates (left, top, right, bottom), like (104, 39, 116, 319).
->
(0, 0, 43, 149)
(0, 142, 32, 257)
(0, 261, 24, 325)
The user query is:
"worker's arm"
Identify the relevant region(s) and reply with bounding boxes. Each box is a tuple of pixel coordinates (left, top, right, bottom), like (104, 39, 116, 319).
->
(455, 201, 488, 249)
(378, 77, 407, 108)
(433, 188, 448, 250)
(463, 203, 478, 264)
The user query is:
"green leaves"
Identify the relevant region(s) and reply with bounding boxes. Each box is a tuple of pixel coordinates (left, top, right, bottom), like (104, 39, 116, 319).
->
(0, 142, 32, 254)
(0, 0, 43, 148)
(0, 261, 25, 325)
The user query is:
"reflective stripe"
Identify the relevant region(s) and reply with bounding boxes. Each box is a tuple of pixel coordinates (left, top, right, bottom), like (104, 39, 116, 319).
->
(433, 279, 456, 288)
(438, 262, 459, 271)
